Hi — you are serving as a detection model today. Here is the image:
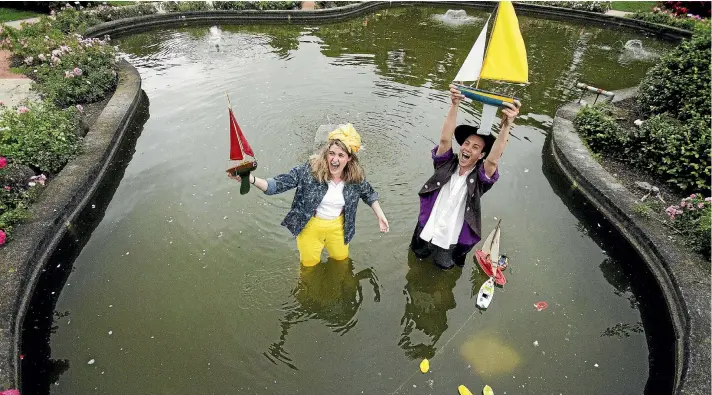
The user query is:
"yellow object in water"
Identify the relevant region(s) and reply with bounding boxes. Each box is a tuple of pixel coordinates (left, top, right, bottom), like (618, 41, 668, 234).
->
(483, 385, 494, 395)
(458, 385, 474, 395)
(419, 358, 430, 373)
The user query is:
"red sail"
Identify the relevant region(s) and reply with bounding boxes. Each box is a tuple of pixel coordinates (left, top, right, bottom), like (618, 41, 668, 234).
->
(229, 108, 254, 160)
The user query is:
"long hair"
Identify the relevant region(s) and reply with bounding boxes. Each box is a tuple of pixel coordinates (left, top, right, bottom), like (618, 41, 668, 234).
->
(309, 139, 365, 184)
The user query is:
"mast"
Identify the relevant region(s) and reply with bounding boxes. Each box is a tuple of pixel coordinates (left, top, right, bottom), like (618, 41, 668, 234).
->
(476, 2, 500, 90)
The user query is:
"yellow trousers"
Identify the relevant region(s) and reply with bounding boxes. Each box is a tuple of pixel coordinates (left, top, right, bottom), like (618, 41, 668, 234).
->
(296, 215, 349, 266)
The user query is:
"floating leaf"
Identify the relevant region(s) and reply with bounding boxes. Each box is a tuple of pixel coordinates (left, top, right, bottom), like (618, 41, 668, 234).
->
(419, 358, 429, 373)
(458, 385, 473, 395)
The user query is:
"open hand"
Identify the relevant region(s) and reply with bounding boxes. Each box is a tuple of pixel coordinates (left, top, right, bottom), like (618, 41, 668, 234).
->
(378, 216, 389, 233)
(449, 84, 465, 106)
(501, 100, 521, 127)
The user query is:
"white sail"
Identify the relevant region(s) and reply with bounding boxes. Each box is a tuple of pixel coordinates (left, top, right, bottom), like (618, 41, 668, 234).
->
(489, 224, 500, 261)
(453, 16, 490, 83)
(481, 226, 496, 255)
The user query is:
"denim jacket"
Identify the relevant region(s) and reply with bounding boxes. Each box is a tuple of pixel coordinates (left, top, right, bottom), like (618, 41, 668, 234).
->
(265, 163, 379, 244)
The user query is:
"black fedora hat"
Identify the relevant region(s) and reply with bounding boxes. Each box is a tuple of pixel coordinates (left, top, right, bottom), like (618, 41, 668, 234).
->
(454, 124, 496, 156)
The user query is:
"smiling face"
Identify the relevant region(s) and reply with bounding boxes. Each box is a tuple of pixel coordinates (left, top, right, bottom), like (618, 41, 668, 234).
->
(327, 141, 352, 179)
(459, 134, 486, 169)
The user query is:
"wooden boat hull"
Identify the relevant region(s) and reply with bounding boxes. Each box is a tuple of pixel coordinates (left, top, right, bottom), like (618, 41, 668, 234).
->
(226, 160, 258, 195)
(454, 84, 520, 107)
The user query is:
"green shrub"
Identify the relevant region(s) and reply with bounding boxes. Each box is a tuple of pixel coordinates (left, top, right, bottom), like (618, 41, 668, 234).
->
(0, 160, 45, 240)
(0, 101, 81, 173)
(665, 194, 711, 257)
(0, 17, 65, 60)
(25, 35, 117, 106)
(573, 104, 628, 156)
(628, 114, 710, 193)
(630, 10, 707, 30)
(91, 3, 157, 21)
(53, 4, 102, 34)
(637, 23, 711, 122)
(523, 1, 612, 13)
(163, 1, 211, 12)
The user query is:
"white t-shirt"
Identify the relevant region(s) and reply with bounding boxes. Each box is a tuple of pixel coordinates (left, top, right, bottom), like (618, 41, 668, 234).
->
(315, 180, 345, 219)
(419, 166, 473, 249)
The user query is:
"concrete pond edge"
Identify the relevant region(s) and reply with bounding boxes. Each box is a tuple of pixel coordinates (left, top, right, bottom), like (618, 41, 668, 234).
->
(0, 1, 697, 391)
(0, 60, 143, 389)
(550, 88, 710, 395)
(83, 1, 691, 41)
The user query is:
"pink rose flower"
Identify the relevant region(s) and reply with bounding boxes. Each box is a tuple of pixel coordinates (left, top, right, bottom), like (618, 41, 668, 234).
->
(3, 186, 10, 191)
(38, 54, 46, 62)
(0, 157, 7, 168)
(73, 67, 82, 76)
(690, 194, 697, 198)
(705, 197, 712, 202)
(698, 203, 705, 208)
(0, 230, 6, 245)
(76, 104, 83, 113)
(17, 106, 29, 114)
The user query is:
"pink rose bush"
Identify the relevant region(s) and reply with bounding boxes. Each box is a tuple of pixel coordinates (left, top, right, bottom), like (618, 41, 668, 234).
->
(665, 193, 711, 257)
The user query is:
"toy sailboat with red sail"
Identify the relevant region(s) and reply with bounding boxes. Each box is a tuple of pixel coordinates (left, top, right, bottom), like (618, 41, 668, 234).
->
(225, 92, 257, 195)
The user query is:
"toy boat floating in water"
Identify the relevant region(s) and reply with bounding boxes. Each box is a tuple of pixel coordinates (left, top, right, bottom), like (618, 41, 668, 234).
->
(452, 0, 528, 134)
(225, 92, 257, 195)
(476, 277, 495, 309)
(475, 218, 506, 285)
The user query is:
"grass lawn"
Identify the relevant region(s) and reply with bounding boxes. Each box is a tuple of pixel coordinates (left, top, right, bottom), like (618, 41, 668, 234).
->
(610, 1, 659, 13)
(0, 8, 41, 23)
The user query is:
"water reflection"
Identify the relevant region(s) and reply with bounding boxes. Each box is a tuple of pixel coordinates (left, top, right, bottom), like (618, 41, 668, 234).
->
(21, 93, 151, 394)
(398, 250, 461, 360)
(264, 259, 380, 370)
(541, 135, 675, 394)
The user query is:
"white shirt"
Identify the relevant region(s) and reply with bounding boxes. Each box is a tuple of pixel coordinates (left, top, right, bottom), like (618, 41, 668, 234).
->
(315, 180, 345, 219)
(419, 166, 473, 249)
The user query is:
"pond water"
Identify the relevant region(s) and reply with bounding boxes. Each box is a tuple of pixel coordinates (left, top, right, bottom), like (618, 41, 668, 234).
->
(22, 5, 677, 395)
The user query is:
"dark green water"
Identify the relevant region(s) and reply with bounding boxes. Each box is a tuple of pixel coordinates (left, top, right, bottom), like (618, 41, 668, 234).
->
(22, 5, 677, 395)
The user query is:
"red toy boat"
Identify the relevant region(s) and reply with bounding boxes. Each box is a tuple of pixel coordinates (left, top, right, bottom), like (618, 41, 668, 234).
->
(225, 92, 257, 195)
(474, 219, 506, 286)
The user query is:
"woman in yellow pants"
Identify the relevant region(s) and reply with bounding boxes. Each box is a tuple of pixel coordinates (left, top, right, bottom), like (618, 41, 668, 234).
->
(229, 124, 389, 265)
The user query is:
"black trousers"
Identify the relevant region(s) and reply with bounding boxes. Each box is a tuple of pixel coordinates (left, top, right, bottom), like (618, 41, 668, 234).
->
(409, 223, 473, 269)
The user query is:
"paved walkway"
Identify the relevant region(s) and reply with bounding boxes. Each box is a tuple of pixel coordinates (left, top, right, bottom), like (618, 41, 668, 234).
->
(0, 17, 41, 107)
(604, 9, 633, 17)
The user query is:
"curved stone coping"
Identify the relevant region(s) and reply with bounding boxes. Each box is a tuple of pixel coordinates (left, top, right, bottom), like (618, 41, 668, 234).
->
(0, 59, 143, 389)
(4, 2, 689, 392)
(84, 1, 691, 41)
(551, 89, 710, 395)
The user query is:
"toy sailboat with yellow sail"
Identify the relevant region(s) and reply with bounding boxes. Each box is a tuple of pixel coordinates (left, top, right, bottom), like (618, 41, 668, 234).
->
(453, 0, 528, 133)
(225, 92, 257, 195)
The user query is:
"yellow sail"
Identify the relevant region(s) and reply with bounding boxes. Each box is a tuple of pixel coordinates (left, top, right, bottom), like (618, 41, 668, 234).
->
(480, 1, 528, 84)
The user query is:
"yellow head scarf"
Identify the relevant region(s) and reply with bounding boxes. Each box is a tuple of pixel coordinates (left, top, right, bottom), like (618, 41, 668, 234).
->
(327, 123, 361, 154)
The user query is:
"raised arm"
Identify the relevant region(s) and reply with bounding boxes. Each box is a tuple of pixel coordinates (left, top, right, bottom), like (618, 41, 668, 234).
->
(484, 100, 521, 178)
(437, 84, 466, 156)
